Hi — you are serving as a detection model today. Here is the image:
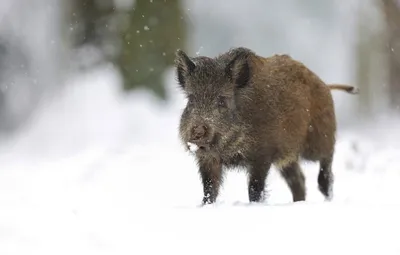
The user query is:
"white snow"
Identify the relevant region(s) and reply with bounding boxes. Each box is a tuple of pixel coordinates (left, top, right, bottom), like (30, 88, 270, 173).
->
(187, 142, 199, 153)
(0, 65, 400, 255)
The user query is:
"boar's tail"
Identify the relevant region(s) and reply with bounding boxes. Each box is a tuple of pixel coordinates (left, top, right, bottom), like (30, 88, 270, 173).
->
(327, 84, 359, 94)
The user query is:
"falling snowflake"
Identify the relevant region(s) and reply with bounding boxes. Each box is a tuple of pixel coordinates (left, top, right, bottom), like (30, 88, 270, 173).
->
(196, 46, 204, 56)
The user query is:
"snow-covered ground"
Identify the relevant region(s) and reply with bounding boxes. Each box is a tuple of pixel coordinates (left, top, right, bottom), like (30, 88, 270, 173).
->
(0, 65, 399, 255)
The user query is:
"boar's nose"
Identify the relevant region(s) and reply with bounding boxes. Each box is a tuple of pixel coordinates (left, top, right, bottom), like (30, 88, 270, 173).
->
(192, 125, 207, 140)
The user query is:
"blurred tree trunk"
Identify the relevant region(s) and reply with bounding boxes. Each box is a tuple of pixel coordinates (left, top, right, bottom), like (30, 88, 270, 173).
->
(381, 0, 400, 111)
(68, 0, 114, 47)
(67, 0, 188, 100)
(355, 0, 389, 118)
(117, 0, 187, 99)
(355, 17, 374, 117)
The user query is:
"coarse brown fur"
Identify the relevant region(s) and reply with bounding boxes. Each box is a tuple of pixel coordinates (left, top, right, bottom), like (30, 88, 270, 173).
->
(175, 47, 358, 205)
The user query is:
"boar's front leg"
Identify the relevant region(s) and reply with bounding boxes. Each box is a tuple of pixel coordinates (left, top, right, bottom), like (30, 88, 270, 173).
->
(279, 161, 306, 202)
(198, 157, 222, 205)
(248, 160, 271, 203)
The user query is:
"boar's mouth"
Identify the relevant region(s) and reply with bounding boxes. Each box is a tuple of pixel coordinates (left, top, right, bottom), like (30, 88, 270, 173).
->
(186, 133, 220, 154)
(186, 141, 211, 153)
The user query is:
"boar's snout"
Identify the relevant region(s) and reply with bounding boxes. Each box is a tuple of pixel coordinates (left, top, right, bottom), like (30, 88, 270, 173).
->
(192, 125, 206, 140)
(188, 123, 214, 150)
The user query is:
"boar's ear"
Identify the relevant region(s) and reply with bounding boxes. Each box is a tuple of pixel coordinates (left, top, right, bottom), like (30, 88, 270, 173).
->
(225, 48, 251, 89)
(175, 49, 196, 88)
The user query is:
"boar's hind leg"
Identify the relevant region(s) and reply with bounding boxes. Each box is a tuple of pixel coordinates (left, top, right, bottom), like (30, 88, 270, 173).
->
(318, 155, 334, 201)
(279, 161, 306, 202)
(248, 161, 271, 203)
(199, 158, 223, 205)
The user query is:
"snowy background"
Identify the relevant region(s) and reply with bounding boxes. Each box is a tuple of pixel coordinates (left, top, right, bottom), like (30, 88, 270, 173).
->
(0, 0, 400, 254)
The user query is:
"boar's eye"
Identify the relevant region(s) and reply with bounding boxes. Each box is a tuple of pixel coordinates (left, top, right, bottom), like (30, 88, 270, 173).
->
(187, 94, 195, 105)
(217, 96, 227, 108)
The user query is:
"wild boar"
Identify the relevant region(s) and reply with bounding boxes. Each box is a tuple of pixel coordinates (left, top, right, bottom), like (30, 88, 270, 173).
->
(175, 47, 358, 205)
